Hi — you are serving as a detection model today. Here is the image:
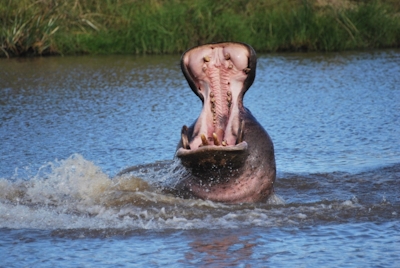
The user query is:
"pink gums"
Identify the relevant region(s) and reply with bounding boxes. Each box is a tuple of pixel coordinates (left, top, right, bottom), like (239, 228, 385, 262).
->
(182, 44, 249, 149)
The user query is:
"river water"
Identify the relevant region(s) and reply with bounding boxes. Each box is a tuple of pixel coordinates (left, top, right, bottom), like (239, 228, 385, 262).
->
(0, 50, 399, 267)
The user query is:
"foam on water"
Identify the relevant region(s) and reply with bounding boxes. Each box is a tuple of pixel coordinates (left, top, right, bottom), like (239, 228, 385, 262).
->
(1, 154, 397, 232)
(0, 154, 242, 230)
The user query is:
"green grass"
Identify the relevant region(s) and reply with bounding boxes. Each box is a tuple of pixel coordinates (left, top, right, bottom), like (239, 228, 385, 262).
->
(1, 0, 399, 57)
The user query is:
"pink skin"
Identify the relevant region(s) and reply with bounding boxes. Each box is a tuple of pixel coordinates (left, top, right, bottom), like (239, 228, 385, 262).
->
(188, 156, 273, 203)
(182, 44, 249, 148)
(176, 42, 276, 203)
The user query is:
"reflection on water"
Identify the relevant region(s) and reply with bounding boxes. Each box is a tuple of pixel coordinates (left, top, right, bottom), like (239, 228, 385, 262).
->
(184, 230, 257, 266)
(0, 50, 399, 266)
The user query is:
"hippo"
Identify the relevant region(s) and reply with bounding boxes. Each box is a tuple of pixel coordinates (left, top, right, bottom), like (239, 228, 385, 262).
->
(175, 42, 276, 203)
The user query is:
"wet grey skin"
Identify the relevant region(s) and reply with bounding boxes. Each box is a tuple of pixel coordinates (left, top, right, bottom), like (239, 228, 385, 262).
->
(175, 42, 276, 203)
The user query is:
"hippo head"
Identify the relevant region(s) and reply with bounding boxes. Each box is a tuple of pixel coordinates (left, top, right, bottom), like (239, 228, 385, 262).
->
(174, 42, 275, 203)
(176, 42, 256, 171)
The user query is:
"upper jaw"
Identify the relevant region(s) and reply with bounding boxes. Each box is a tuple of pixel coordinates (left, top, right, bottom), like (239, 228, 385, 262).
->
(180, 42, 257, 101)
(180, 42, 256, 152)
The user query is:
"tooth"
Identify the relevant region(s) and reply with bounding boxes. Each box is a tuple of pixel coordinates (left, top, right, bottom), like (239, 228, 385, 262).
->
(228, 64, 233, 69)
(210, 92, 214, 97)
(212, 133, 220, 146)
(210, 97, 215, 103)
(224, 53, 230, 60)
(227, 91, 232, 106)
(203, 56, 210, 62)
(202, 66, 207, 72)
(243, 67, 251, 74)
(236, 120, 245, 144)
(181, 125, 190, 149)
(222, 140, 227, 146)
(201, 134, 209, 146)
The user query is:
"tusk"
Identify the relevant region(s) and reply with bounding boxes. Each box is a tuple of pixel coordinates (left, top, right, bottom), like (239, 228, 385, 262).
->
(212, 132, 220, 146)
(201, 134, 209, 146)
(181, 125, 190, 149)
(236, 120, 245, 144)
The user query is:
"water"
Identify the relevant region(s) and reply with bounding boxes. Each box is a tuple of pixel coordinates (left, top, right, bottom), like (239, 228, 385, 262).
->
(1, 50, 399, 267)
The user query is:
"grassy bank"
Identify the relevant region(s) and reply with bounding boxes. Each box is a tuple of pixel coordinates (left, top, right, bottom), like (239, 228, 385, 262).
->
(1, 0, 400, 57)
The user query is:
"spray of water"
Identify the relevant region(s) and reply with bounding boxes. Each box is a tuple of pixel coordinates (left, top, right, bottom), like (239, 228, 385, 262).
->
(1, 154, 395, 231)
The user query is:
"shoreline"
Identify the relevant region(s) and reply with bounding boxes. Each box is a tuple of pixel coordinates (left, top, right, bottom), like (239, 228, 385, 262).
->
(1, 0, 399, 58)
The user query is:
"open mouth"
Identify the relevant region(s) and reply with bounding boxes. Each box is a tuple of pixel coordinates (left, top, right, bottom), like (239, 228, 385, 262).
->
(176, 42, 256, 169)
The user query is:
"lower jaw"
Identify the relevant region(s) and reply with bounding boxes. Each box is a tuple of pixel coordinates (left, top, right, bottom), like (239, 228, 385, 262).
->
(176, 141, 248, 173)
(182, 168, 273, 204)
